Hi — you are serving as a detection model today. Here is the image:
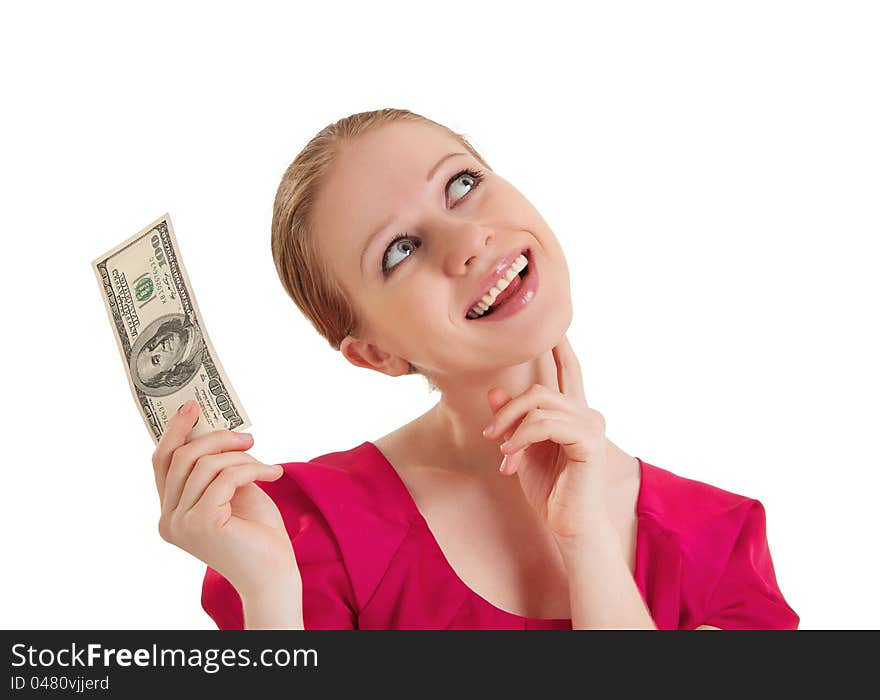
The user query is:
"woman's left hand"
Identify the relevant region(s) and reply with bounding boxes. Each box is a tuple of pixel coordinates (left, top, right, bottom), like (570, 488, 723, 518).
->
(482, 334, 611, 541)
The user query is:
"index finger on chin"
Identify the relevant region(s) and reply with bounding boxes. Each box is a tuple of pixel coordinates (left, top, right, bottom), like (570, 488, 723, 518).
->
(553, 335, 588, 406)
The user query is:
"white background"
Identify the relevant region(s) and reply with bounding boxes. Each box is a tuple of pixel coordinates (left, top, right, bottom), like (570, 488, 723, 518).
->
(1, 1, 877, 630)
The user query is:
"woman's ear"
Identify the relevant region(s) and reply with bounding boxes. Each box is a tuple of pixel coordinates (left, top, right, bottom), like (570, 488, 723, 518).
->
(339, 335, 411, 377)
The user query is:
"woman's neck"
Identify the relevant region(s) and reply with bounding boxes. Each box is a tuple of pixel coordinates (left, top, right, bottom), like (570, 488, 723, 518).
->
(407, 351, 633, 484)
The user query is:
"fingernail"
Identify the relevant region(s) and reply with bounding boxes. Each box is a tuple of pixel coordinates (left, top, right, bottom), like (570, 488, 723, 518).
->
(500, 441, 511, 452)
(178, 401, 190, 414)
(237, 432, 253, 441)
(482, 423, 494, 437)
(499, 455, 508, 472)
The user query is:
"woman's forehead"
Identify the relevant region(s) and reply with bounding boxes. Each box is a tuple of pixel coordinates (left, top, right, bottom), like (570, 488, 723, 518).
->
(315, 123, 465, 270)
(332, 122, 461, 194)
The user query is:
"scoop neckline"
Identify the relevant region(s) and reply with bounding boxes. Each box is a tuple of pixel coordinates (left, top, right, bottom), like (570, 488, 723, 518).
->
(362, 440, 647, 625)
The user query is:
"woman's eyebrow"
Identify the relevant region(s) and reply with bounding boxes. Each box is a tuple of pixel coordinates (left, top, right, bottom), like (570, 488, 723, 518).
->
(425, 151, 467, 181)
(359, 151, 468, 276)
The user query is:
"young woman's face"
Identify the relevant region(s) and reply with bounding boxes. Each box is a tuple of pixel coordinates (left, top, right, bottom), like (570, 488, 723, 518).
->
(312, 120, 572, 379)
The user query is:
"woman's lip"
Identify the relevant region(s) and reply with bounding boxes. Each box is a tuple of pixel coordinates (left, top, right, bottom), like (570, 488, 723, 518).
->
(466, 249, 538, 322)
(463, 247, 530, 318)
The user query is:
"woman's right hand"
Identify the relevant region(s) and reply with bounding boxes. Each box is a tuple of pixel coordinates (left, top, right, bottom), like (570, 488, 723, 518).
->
(151, 400, 301, 600)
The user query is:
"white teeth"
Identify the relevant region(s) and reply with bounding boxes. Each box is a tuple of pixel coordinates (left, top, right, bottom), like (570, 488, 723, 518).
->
(467, 253, 529, 318)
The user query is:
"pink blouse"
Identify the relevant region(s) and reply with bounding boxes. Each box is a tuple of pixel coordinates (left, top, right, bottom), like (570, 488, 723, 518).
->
(201, 441, 799, 630)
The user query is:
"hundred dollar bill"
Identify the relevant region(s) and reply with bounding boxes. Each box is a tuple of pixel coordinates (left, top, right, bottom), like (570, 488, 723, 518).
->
(92, 213, 251, 445)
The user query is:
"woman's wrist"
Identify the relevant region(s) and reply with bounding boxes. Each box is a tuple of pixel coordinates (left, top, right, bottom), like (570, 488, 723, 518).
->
(552, 516, 621, 565)
(240, 575, 305, 630)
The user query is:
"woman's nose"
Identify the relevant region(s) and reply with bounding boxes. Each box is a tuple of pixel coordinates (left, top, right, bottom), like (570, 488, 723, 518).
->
(440, 219, 495, 276)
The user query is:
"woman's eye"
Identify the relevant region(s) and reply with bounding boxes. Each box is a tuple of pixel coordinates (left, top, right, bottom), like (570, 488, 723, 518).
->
(447, 170, 482, 202)
(382, 234, 420, 274)
(381, 168, 485, 275)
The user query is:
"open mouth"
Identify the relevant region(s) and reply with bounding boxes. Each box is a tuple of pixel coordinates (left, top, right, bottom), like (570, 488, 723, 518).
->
(465, 249, 533, 320)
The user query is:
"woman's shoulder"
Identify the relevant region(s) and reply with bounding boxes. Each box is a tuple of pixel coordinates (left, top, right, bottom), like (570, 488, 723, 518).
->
(273, 440, 414, 529)
(260, 441, 416, 612)
(636, 457, 799, 630)
(637, 457, 766, 539)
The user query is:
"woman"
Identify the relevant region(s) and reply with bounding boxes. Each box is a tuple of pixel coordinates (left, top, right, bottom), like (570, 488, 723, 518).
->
(151, 108, 799, 630)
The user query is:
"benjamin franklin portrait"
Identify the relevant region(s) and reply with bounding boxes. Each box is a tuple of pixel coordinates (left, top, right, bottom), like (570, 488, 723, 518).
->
(129, 312, 206, 397)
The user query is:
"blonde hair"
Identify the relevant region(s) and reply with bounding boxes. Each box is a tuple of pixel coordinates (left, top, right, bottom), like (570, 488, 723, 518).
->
(270, 108, 492, 390)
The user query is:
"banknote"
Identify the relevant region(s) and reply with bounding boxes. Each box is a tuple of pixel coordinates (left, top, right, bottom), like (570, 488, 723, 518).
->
(92, 213, 251, 445)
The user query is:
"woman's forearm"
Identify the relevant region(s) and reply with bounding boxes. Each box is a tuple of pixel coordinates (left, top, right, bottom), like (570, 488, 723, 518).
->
(555, 520, 658, 630)
(241, 578, 305, 630)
